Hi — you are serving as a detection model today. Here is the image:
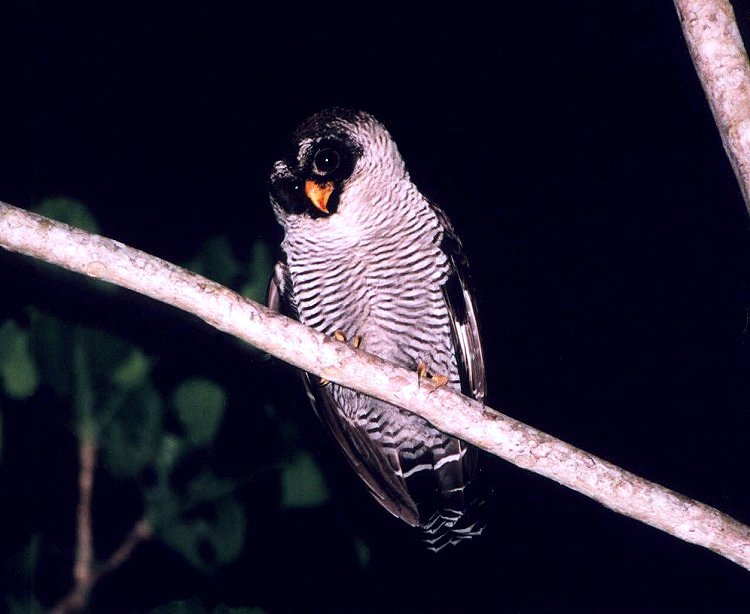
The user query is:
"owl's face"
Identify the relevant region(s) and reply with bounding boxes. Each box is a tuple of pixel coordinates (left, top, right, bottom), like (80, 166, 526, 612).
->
(269, 109, 407, 224)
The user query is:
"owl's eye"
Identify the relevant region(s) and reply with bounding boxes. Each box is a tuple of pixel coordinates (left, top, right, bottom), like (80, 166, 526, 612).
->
(312, 147, 340, 176)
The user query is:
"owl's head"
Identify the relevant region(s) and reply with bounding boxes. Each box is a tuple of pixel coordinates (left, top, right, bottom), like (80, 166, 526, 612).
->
(269, 109, 408, 223)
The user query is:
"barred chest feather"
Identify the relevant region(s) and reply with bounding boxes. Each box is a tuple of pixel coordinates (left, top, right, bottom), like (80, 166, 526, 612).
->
(280, 192, 462, 409)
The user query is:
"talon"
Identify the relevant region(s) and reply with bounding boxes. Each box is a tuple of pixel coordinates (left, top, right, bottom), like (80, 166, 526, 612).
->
(416, 362, 448, 390)
(430, 374, 448, 388)
(319, 377, 330, 387)
(332, 330, 364, 349)
(417, 362, 428, 388)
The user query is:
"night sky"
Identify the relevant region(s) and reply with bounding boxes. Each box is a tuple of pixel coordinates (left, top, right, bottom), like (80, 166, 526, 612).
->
(2, 1, 750, 611)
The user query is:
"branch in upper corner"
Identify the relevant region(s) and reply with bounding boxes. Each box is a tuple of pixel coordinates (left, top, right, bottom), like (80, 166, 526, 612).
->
(674, 0, 750, 213)
(1, 201, 749, 572)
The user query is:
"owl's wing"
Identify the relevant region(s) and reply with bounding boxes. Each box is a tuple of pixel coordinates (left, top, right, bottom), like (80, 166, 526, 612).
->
(430, 204, 487, 404)
(267, 261, 421, 526)
(302, 377, 423, 526)
(267, 261, 294, 317)
(409, 203, 488, 546)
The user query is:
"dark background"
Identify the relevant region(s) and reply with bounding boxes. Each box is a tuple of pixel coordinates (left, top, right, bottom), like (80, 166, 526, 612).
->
(2, 1, 750, 611)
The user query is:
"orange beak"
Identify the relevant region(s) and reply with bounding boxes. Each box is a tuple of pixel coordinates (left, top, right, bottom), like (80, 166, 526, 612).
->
(304, 179, 334, 213)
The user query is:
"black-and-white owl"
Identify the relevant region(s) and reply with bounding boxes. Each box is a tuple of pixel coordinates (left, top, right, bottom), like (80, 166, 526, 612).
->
(267, 109, 486, 551)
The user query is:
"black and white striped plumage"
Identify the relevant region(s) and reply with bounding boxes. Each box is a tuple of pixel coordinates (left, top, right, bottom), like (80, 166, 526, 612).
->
(267, 109, 486, 551)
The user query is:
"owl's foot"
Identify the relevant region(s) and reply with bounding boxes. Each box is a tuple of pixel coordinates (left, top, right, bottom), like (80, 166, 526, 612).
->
(320, 331, 364, 386)
(333, 330, 364, 349)
(417, 362, 449, 389)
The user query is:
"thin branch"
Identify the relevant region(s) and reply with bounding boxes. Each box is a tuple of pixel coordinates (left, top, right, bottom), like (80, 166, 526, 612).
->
(51, 515, 153, 613)
(674, 0, 750, 214)
(1, 201, 749, 571)
(73, 439, 95, 602)
(92, 518, 153, 582)
(50, 433, 153, 613)
(51, 439, 97, 613)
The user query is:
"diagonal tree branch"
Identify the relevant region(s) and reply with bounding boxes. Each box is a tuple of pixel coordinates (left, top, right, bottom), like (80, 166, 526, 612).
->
(674, 0, 750, 214)
(1, 200, 749, 571)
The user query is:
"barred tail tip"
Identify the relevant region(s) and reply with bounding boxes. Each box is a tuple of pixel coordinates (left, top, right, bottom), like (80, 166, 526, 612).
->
(421, 503, 485, 553)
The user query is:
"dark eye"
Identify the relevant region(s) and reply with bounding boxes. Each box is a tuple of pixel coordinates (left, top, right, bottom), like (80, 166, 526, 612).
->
(312, 147, 340, 176)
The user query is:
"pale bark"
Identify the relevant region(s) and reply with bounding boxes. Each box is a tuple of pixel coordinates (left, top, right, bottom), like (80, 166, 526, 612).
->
(674, 0, 750, 214)
(1, 200, 749, 571)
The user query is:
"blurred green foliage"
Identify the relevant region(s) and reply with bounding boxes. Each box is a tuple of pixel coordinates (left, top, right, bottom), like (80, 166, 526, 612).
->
(7, 596, 45, 614)
(240, 242, 274, 304)
(173, 379, 226, 448)
(281, 451, 330, 509)
(5, 306, 249, 570)
(0, 198, 334, 611)
(187, 235, 273, 305)
(188, 237, 241, 288)
(0, 320, 39, 400)
(28, 198, 118, 296)
(6, 536, 44, 614)
(34, 197, 100, 233)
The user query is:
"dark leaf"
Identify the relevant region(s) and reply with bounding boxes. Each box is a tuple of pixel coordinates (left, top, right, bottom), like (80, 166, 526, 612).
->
(33, 198, 99, 233)
(187, 237, 241, 287)
(101, 384, 163, 477)
(240, 241, 273, 304)
(0, 320, 39, 400)
(173, 379, 226, 448)
(281, 451, 329, 509)
(157, 497, 245, 571)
